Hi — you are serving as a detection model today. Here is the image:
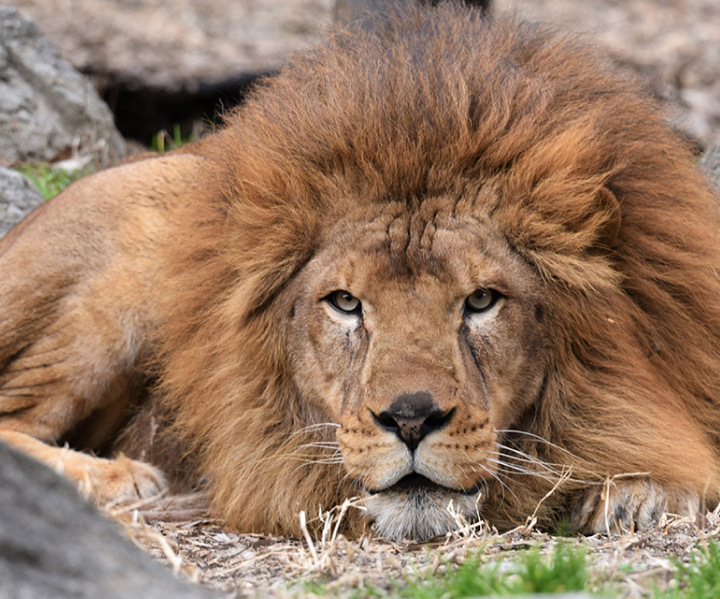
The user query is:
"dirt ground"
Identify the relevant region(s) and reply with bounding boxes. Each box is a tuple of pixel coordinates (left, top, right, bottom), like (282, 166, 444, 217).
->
(106, 493, 720, 598)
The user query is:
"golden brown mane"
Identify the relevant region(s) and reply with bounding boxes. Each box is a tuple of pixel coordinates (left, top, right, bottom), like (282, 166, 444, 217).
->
(154, 3, 720, 534)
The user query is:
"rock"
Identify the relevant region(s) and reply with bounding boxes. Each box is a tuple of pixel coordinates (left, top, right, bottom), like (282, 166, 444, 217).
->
(1, 0, 334, 141)
(700, 142, 720, 191)
(4, 0, 333, 94)
(0, 166, 43, 237)
(5, 0, 718, 148)
(0, 6, 125, 166)
(0, 441, 216, 599)
(494, 0, 720, 150)
(335, 0, 490, 21)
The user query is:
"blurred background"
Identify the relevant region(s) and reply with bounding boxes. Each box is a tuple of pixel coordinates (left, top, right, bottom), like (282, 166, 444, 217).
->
(3, 0, 719, 150)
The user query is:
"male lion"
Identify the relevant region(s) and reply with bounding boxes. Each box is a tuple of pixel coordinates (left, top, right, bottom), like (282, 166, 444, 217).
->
(2, 2, 720, 542)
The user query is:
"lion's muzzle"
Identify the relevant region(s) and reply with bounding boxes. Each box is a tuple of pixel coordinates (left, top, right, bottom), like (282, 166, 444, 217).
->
(371, 391, 453, 451)
(353, 391, 487, 540)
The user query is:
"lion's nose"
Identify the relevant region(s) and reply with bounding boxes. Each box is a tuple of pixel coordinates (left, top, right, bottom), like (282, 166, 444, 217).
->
(374, 391, 453, 451)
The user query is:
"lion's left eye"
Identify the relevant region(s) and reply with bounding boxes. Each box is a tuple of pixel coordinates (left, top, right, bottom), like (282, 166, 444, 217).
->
(326, 290, 362, 315)
(465, 289, 501, 313)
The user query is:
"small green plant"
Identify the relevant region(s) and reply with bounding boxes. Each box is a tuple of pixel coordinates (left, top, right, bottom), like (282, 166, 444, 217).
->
(554, 515, 573, 537)
(400, 554, 505, 598)
(397, 543, 588, 598)
(15, 162, 88, 199)
(656, 540, 720, 599)
(519, 543, 589, 594)
(151, 123, 193, 153)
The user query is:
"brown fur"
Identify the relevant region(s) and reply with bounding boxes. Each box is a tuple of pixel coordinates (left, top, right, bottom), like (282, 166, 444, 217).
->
(2, 2, 720, 539)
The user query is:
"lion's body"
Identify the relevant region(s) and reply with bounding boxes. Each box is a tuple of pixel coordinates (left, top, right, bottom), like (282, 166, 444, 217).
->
(3, 3, 720, 540)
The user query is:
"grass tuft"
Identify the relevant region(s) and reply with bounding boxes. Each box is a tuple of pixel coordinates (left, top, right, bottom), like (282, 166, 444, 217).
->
(656, 540, 720, 599)
(397, 543, 588, 598)
(151, 124, 193, 153)
(15, 162, 88, 199)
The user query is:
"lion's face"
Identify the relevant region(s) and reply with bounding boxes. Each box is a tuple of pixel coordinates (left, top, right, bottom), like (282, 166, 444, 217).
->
(285, 196, 550, 540)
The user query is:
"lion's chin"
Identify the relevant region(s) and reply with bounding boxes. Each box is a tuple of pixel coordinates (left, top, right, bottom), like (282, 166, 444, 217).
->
(363, 474, 482, 542)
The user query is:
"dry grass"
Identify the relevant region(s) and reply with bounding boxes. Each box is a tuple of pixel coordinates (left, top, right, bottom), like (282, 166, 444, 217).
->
(98, 492, 720, 598)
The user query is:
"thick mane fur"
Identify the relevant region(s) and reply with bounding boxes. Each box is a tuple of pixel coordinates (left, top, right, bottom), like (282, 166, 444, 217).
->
(157, 2, 720, 533)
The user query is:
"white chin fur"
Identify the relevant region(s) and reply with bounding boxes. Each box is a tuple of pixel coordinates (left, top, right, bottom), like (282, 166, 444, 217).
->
(365, 487, 481, 541)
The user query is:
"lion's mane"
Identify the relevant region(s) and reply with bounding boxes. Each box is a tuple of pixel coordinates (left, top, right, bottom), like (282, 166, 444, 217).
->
(155, 3, 720, 534)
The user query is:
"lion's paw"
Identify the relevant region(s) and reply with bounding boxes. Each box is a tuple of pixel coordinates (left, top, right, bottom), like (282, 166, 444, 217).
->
(570, 479, 699, 534)
(79, 455, 167, 504)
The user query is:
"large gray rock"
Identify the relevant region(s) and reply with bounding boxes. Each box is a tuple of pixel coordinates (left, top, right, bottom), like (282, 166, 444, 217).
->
(2, 0, 332, 94)
(0, 441, 216, 599)
(3, 0, 719, 149)
(0, 166, 43, 237)
(0, 6, 125, 166)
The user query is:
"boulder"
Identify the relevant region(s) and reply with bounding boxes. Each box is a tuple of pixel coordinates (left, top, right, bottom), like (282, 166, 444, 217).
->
(0, 6, 125, 166)
(2, 0, 331, 94)
(0, 166, 43, 237)
(0, 441, 216, 599)
(3, 0, 719, 149)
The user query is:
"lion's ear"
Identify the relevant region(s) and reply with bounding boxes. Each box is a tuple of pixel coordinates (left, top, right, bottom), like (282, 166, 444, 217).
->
(593, 187, 622, 252)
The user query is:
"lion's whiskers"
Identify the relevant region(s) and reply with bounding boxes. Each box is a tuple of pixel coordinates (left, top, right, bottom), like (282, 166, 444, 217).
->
(476, 461, 517, 503)
(486, 456, 564, 488)
(492, 447, 565, 476)
(268, 424, 344, 471)
(493, 439, 601, 486)
(497, 429, 581, 459)
(297, 441, 341, 450)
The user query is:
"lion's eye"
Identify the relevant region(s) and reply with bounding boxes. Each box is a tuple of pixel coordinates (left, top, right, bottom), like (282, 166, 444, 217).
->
(326, 290, 362, 315)
(465, 289, 501, 313)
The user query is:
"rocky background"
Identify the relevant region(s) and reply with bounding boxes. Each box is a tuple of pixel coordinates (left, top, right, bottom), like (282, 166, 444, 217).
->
(2, 0, 719, 310)
(2, 0, 719, 150)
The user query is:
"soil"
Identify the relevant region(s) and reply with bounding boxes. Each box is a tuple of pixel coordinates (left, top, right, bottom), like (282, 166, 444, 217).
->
(107, 493, 720, 598)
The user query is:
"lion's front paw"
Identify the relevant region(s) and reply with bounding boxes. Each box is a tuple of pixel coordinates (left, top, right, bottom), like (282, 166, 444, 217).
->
(570, 479, 699, 535)
(74, 454, 167, 504)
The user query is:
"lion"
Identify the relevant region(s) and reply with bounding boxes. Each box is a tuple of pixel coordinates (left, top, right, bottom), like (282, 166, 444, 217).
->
(2, 2, 720, 542)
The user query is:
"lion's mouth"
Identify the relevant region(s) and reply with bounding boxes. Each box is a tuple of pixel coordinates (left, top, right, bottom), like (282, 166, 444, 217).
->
(363, 472, 484, 541)
(366, 472, 482, 496)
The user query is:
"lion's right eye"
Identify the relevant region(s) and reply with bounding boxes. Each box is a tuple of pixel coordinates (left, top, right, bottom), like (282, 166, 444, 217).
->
(325, 290, 362, 315)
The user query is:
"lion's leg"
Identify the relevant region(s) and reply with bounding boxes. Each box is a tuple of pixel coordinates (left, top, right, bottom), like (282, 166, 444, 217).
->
(570, 478, 700, 534)
(0, 430, 165, 502)
(0, 153, 209, 506)
(0, 246, 167, 504)
(0, 302, 168, 503)
(0, 331, 168, 503)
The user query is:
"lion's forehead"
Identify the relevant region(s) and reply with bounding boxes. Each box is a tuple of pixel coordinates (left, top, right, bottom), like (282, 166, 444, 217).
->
(313, 202, 529, 299)
(341, 198, 493, 242)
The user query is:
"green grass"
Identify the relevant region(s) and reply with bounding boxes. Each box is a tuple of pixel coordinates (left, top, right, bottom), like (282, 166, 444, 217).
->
(655, 541, 720, 599)
(297, 544, 593, 599)
(392, 542, 720, 599)
(15, 122, 193, 200)
(300, 539, 720, 599)
(396, 544, 589, 598)
(15, 162, 88, 199)
(151, 123, 193, 153)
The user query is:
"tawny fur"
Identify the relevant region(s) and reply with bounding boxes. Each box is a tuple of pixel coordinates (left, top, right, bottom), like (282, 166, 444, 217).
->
(2, 2, 720, 538)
